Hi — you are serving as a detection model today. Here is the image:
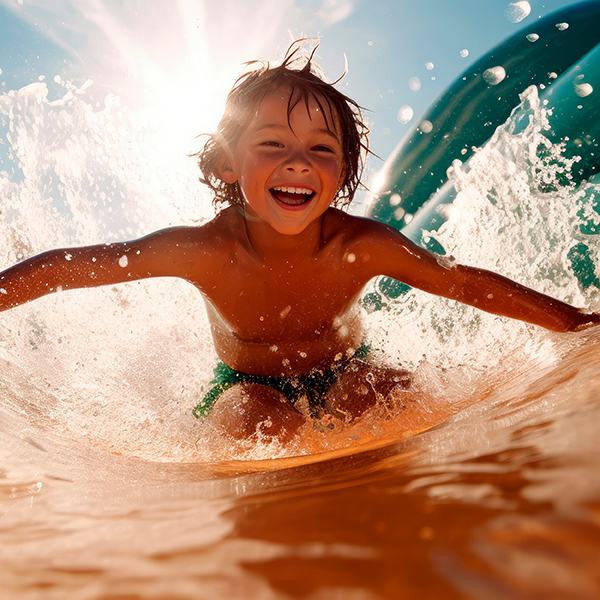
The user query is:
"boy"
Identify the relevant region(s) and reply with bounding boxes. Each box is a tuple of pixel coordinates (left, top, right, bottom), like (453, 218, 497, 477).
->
(0, 46, 598, 442)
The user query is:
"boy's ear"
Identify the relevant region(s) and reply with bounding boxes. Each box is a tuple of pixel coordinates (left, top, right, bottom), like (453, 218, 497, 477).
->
(215, 151, 237, 184)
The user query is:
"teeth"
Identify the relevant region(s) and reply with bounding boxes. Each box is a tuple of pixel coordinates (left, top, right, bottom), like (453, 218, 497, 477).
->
(272, 186, 313, 195)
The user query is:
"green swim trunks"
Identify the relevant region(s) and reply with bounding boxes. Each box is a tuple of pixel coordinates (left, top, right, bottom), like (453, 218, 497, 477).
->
(193, 344, 370, 419)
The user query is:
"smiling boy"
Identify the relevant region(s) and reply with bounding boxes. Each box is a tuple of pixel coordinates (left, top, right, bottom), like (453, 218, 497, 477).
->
(0, 45, 598, 442)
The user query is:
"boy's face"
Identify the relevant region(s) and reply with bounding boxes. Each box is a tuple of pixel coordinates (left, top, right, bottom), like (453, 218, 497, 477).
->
(223, 88, 345, 236)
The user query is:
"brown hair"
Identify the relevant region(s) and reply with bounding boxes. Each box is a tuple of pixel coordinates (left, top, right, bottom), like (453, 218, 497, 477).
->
(195, 42, 370, 209)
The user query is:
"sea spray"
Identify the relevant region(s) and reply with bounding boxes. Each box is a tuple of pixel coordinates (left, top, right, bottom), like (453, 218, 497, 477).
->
(365, 85, 600, 392)
(0, 81, 217, 460)
(434, 86, 599, 304)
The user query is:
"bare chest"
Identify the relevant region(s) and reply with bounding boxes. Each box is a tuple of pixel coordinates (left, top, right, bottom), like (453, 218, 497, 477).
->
(205, 253, 364, 342)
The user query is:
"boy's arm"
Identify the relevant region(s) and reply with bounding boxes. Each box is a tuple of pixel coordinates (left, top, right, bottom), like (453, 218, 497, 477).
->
(0, 226, 219, 312)
(425, 261, 600, 332)
(355, 219, 600, 333)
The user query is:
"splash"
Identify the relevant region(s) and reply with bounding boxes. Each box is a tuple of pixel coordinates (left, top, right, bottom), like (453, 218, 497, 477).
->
(365, 84, 600, 391)
(434, 86, 600, 306)
(1, 72, 598, 463)
(0, 80, 217, 461)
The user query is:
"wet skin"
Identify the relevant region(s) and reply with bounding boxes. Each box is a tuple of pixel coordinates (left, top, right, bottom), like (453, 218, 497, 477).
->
(1, 88, 599, 442)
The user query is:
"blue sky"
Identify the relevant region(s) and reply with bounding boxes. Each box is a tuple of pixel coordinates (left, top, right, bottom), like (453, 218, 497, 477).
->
(0, 0, 581, 164)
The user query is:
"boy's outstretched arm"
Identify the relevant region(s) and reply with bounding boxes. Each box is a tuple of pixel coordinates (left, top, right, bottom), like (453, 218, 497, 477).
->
(356, 219, 600, 333)
(0, 226, 219, 312)
(428, 262, 600, 332)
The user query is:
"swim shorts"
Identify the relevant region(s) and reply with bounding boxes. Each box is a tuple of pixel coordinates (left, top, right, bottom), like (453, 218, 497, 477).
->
(192, 344, 370, 419)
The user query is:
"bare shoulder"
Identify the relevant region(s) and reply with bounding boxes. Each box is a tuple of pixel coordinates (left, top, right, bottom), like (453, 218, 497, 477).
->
(322, 208, 407, 248)
(117, 207, 247, 282)
(321, 208, 440, 283)
(199, 205, 246, 242)
(141, 207, 243, 256)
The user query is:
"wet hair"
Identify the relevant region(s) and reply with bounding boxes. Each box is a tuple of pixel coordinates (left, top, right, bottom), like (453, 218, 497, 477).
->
(195, 42, 370, 209)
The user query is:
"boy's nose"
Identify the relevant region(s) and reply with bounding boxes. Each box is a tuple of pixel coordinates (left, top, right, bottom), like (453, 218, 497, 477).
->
(284, 150, 311, 172)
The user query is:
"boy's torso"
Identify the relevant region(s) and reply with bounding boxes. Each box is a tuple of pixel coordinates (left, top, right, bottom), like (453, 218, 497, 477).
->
(189, 207, 377, 377)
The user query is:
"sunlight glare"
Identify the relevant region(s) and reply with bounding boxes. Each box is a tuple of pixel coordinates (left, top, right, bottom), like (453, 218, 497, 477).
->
(137, 65, 235, 173)
(5, 0, 285, 178)
(117, 1, 239, 173)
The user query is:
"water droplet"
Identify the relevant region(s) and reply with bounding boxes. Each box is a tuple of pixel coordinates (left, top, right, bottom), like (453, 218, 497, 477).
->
(526, 33, 539, 42)
(397, 105, 414, 124)
(425, 62, 434, 71)
(555, 22, 569, 31)
(420, 120, 433, 133)
(504, 1, 531, 23)
(394, 207, 406, 221)
(409, 77, 421, 92)
(460, 49, 469, 58)
(118, 255, 128, 268)
(483, 66, 506, 86)
(574, 83, 593, 98)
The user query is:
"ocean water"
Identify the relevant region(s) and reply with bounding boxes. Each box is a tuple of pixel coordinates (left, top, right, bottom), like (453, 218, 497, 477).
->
(1, 78, 600, 598)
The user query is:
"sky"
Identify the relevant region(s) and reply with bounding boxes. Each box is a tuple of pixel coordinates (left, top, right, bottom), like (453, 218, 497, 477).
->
(0, 0, 583, 174)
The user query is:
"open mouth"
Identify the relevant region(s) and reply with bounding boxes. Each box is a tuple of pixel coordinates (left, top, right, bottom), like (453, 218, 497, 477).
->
(270, 186, 315, 207)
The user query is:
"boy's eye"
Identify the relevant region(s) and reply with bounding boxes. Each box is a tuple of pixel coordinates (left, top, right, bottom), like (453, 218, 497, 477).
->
(312, 145, 335, 153)
(262, 141, 283, 148)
